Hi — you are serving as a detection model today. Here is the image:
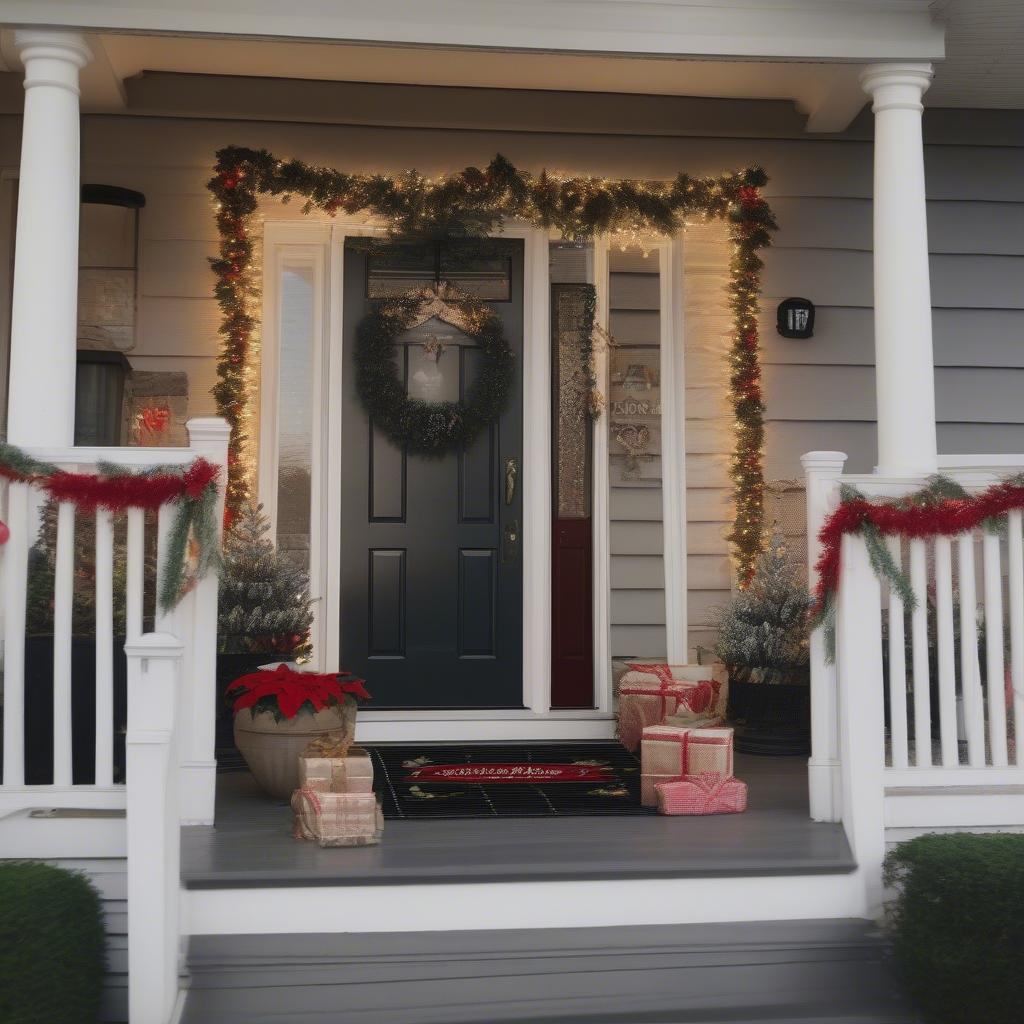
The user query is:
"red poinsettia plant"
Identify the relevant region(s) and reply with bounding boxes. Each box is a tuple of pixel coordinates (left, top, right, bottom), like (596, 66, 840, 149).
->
(226, 664, 371, 721)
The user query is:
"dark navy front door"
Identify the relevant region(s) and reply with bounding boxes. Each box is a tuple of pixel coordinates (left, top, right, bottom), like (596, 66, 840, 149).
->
(340, 243, 524, 708)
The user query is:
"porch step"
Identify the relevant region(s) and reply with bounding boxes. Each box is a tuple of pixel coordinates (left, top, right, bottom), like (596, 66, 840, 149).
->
(180, 919, 916, 1024)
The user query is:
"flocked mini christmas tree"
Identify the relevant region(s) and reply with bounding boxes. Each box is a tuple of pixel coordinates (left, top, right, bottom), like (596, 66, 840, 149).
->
(218, 501, 313, 659)
(715, 534, 811, 685)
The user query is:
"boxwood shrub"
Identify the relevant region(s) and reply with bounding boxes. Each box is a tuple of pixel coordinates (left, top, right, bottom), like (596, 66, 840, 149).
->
(0, 861, 106, 1024)
(884, 833, 1024, 1024)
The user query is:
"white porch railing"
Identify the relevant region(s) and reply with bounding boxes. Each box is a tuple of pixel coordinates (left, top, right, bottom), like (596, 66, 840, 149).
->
(806, 452, 1024, 915)
(1, 417, 227, 1024)
(0, 417, 228, 824)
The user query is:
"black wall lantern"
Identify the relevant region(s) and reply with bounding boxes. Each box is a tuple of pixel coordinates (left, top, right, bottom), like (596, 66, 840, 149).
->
(776, 297, 815, 339)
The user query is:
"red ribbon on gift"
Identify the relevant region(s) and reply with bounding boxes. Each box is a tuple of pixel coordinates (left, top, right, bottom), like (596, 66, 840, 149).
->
(620, 681, 681, 720)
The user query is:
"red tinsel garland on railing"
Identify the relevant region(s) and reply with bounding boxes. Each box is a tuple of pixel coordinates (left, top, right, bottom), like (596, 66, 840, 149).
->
(809, 475, 1024, 652)
(0, 442, 222, 612)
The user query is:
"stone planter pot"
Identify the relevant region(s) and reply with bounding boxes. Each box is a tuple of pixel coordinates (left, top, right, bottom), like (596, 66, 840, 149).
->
(233, 697, 358, 802)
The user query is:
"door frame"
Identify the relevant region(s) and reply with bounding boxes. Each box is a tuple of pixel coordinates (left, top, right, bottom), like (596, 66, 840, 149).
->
(258, 219, 688, 736)
(260, 218, 556, 719)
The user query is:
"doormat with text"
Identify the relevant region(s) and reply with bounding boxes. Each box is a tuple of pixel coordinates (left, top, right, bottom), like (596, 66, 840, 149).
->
(368, 742, 649, 819)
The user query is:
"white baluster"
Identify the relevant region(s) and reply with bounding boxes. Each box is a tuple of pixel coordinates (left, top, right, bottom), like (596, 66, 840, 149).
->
(935, 537, 958, 766)
(957, 533, 985, 766)
(2, 481, 31, 785)
(885, 536, 909, 769)
(53, 501, 75, 786)
(982, 532, 1009, 766)
(94, 509, 115, 787)
(1008, 510, 1024, 767)
(155, 503, 176, 636)
(125, 508, 144, 640)
(909, 539, 931, 768)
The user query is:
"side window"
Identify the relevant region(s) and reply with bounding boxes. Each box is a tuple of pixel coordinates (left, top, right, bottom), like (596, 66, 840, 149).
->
(75, 185, 144, 446)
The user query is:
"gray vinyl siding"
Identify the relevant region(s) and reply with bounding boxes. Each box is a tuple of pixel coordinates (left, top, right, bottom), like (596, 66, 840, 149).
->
(608, 252, 666, 658)
(0, 93, 1020, 655)
(48, 858, 128, 1023)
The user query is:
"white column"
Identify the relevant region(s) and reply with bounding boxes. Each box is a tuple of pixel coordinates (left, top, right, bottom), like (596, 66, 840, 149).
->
(860, 63, 937, 477)
(802, 450, 847, 823)
(7, 31, 91, 447)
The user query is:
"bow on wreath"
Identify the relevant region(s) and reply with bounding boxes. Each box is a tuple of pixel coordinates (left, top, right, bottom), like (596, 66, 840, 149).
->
(0, 441, 221, 612)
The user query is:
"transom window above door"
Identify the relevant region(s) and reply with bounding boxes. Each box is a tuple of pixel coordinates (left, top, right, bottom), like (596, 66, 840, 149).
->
(366, 241, 512, 300)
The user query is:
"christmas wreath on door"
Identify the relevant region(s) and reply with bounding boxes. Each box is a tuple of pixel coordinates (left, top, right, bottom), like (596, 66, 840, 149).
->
(354, 282, 514, 456)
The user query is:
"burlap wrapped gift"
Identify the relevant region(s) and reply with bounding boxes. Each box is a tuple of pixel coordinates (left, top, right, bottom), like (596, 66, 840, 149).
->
(298, 744, 374, 794)
(656, 772, 748, 816)
(617, 677, 690, 753)
(616, 663, 729, 751)
(291, 788, 383, 847)
(640, 725, 734, 806)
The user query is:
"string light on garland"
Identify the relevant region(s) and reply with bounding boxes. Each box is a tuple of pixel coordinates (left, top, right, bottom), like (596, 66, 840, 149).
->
(208, 148, 776, 581)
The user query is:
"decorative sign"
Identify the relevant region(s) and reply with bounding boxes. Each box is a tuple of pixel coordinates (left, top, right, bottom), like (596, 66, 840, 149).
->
(776, 297, 815, 339)
(404, 762, 614, 784)
(611, 397, 661, 417)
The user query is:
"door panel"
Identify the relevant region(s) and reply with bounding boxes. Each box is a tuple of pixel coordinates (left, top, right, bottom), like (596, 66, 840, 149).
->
(340, 244, 524, 708)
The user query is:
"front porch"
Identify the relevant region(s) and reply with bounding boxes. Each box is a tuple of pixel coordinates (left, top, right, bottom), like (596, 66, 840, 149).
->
(0, 6, 1022, 1023)
(183, 754, 852, 893)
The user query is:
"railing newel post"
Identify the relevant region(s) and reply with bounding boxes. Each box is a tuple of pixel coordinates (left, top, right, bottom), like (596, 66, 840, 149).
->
(802, 451, 847, 823)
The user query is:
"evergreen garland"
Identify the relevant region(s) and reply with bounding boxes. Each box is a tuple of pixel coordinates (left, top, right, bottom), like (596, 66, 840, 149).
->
(209, 147, 777, 579)
(355, 291, 514, 455)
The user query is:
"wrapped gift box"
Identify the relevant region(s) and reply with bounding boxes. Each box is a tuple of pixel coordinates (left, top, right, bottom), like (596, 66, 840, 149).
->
(617, 678, 690, 752)
(298, 745, 374, 794)
(640, 725, 734, 806)
(291, 788, 383, 847)
(656, 773, 748, 816)
(617, 663, 728, 722)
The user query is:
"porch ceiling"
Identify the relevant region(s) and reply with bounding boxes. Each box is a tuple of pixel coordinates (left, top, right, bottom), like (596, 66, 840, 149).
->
(0, 1, 947, 133)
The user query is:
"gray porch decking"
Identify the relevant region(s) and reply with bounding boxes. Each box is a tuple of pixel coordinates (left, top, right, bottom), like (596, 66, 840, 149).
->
(181, 754, 855, 887)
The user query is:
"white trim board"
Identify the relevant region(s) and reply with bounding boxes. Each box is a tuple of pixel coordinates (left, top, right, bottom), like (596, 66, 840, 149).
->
(182, 871, 867, 936)
(658, 233, 689, 663)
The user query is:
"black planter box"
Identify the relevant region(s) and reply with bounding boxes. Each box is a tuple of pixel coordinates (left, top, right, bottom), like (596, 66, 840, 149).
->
(726, 676, 811, 756)
(21, 635, 128, 785)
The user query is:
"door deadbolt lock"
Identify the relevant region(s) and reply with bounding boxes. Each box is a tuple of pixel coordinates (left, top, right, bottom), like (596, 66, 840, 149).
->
(502, 519, 520, 563)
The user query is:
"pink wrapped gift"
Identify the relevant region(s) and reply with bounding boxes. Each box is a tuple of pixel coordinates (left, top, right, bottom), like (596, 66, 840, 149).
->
(298, 745, 374, 794)
(656, 773, 748, 816)
(291, 788, 383, 847)
(640, 725, 734, 806)
(617, 678, 688, 752)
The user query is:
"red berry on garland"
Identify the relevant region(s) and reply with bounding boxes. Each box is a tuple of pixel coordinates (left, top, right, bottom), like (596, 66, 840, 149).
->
(0, 519, 9, 545)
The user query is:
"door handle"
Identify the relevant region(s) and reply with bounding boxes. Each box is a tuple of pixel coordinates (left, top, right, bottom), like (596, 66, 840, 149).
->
(502, 519, 520, 563)
(504, 457, 518, 506)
